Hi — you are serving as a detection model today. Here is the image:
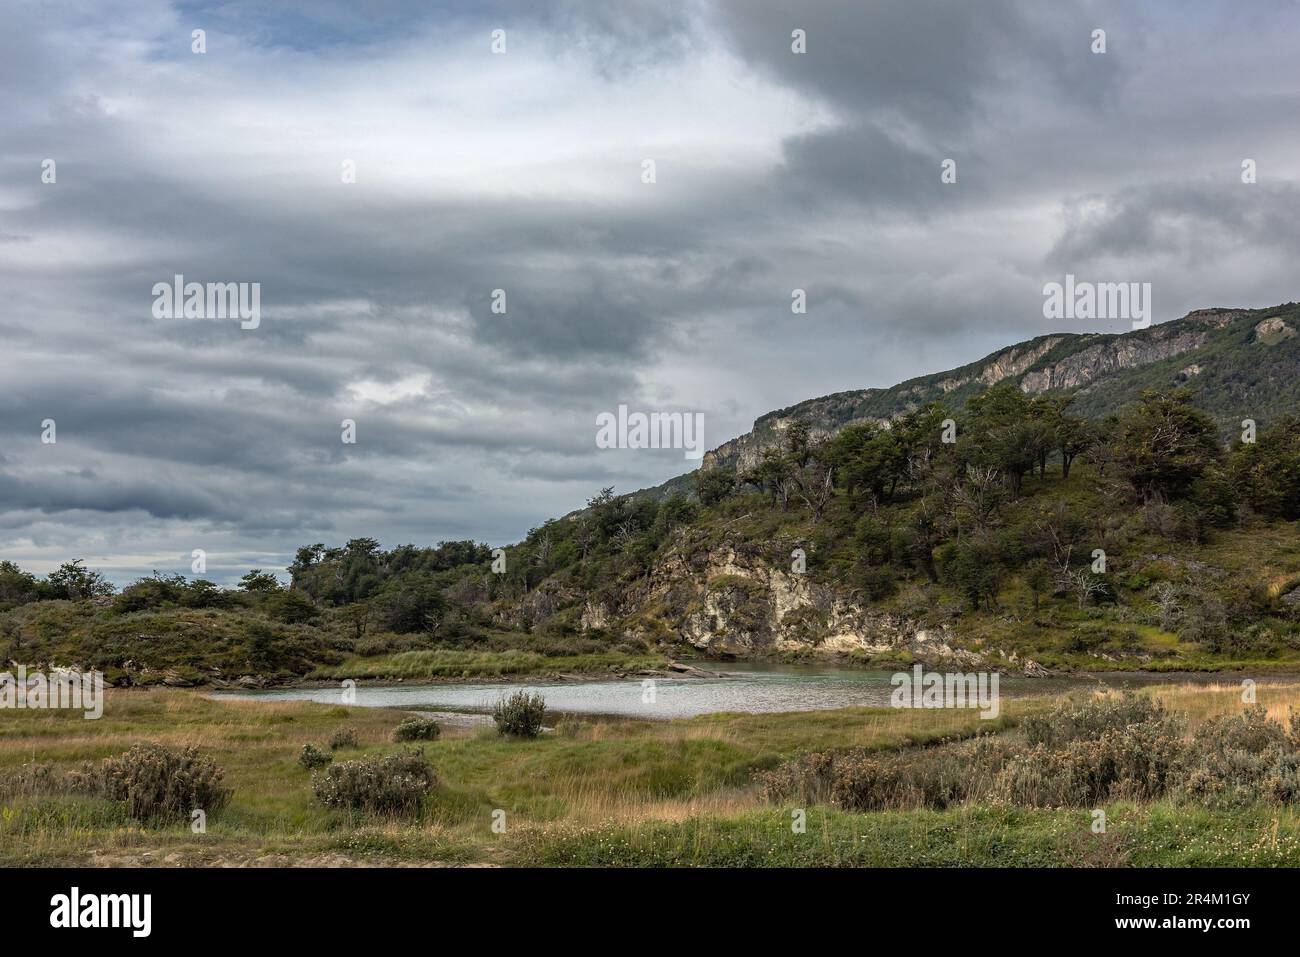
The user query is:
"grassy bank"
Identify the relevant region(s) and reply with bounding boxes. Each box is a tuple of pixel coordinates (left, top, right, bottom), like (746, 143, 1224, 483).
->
(310, 649, 668, 682)
(2, 682, 1298, 866)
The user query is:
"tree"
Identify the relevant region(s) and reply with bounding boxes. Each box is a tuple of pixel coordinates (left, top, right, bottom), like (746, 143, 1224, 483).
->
(939, 535, 1005, 611)
(1056, 414, 1093, 479)
(750, 447, 796, 510)
(825, 422, 905, 503)
(783, 418, 814, 468)
(0, 561, 39, 608)
(374, 573, 446, 634)
(793, 459, 835, 522)
(951, 464, 1005, 534)
(46, 560, 114, 600)
(1059, 567, 1108, 609)
(266, 589, 318, 624)
(1028, 396, 1065, 478)
(1024, 560, 1052, 614)
(1230, 414, 1300, 519)
(341, 600, 372, 642)
(239, 569, 281, 593)
(985, 421, 1040, 497)
(966, 384, 1039, 496)
(1151, 582, 1181, 630)
(694, 468, 736, 506)
(1115, 390, 1221, 500)
(181, 579, 223, 608)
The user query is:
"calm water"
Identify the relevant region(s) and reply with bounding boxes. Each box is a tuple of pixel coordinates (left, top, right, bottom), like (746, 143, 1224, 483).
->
(210, 661, 1169, 720)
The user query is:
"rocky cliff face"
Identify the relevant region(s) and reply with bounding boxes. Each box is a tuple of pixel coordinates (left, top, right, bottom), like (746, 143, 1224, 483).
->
(584, 539, 981, 666)
(1019, 325, 1205, 394)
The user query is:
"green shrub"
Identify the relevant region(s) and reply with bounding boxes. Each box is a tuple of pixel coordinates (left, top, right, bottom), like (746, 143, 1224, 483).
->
(995, 718, 1186, 807)
(311, 749, 436, 814)
(1173, 707, 1294, 808)
(1020, 692, 1170, 748)
(761, 737, 1012, 812)
(765, 696, 1300, 814)
(393, 716, 442, 742)
(1195, 705, 1289, 753)
(758, 750, 838, 805)
(492, 691, 546, 738)
(97, 745, 231, 822)
(329, 726, 359, 750)
(1261, 752, 1300, 804)
(830, 737, 1013, 811)
(299, 743, 333, 770)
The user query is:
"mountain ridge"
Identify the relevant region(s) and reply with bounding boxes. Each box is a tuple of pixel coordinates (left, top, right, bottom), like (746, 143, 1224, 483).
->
(631, 302, 1299, 503)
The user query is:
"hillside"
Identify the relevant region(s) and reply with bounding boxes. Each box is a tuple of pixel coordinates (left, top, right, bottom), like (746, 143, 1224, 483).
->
(4, 301, 1300, 683)
(697, 303, 1298, 474)
(484, 300, 1300, 674)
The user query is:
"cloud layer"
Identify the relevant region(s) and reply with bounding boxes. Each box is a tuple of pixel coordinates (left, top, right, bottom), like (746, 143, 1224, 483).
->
(2, 0, 1299, 584)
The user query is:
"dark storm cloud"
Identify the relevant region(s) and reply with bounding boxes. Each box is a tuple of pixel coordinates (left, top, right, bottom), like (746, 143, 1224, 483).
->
(708, 0, 1136, 210)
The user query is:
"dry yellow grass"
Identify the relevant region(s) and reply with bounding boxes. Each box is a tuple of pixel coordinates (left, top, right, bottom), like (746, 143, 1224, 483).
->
(5, 680, 1300, 865)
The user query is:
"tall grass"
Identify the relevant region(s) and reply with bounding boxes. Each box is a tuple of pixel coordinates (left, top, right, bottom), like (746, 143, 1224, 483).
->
(4, 682, 1300, 866)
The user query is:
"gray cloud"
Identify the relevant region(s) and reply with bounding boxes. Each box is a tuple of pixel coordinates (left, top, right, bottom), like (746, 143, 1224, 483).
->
(1, 0, 1297, 584)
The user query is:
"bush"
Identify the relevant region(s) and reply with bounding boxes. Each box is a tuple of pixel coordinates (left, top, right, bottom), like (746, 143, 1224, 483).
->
(758, 750, 838, 805)
(329, 726, 359, 750)
(1172, 707, 1294, 808)
(763, 695, 1300, 814)
(299, 743, 333, 770)
(493, 691, 546, 738)
(761, 737, 1012, 812)
(97, 745, 231, 822)
(393, 716, 442, 742)
(830, 737, 1013, 811)
(1020, 692, 1170, 748)
(311, 749, 436, 814)
(995, 719, 1186, 807)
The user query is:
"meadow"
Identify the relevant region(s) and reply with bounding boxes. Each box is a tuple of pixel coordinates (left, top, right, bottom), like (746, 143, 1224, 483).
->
(2, 682, 1299, 867)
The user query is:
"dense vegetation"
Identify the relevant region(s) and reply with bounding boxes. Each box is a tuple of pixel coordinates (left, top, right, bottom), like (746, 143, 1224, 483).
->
(489, 386, 1300, 668)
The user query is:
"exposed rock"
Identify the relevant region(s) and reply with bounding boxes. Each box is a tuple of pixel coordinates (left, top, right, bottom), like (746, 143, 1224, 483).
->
(592, 540, 982, 665)
(908, 629, 984, 667)
(664, 660, 723, 677)
(978, 337, 1063, 386)
(1254, 316, 1296, 344)
(1022, 658, 1052, 678)
(1019, 326, 1205, 394)
(581, 602, 610, 630)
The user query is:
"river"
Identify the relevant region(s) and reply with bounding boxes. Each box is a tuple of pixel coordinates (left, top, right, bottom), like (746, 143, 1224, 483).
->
(211, 660, 1229, 723)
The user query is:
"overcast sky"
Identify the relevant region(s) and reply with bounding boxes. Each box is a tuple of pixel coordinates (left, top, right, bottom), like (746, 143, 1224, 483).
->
(2, 0, 1298, 586)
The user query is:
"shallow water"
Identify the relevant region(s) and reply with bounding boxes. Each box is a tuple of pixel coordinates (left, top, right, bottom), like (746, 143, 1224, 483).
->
(209, 660, 1165, 720)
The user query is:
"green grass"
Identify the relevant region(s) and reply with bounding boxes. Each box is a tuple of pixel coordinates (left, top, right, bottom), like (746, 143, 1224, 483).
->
(508, 802, 1300, 867)
(4, 682, 1300, 866)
